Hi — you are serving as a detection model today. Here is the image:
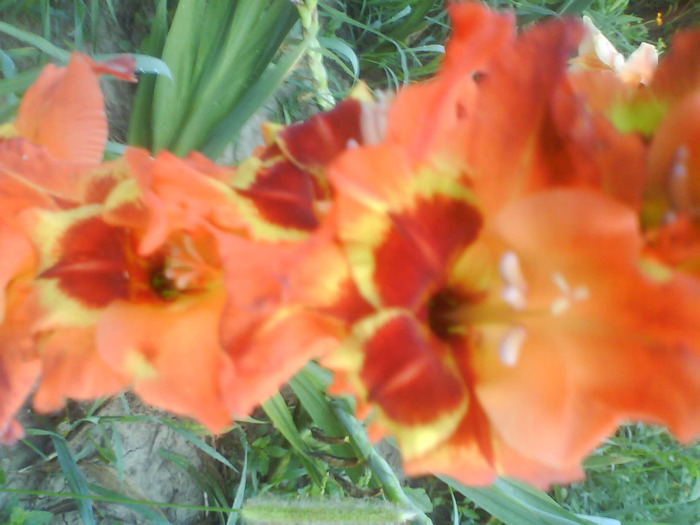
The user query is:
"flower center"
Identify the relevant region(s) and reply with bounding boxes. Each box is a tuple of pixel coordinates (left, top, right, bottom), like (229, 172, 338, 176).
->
(426, 250, 590, 367)
(150, 232, 222, 300)
(427, 287, 471, 341)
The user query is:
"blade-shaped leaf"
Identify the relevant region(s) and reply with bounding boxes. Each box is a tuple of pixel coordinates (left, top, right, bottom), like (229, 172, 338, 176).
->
(51, 434, 96, 525)
(441, 476, 613, 525)
(261, 393, 326, 487)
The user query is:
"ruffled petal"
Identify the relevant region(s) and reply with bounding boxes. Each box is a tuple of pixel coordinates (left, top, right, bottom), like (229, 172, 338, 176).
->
(15, 54, 107, 164)
(33, 327, 128, 412)
(0, 284, 41, 444)
(96, 290, 231, 432)
(473, 190, 700, 467)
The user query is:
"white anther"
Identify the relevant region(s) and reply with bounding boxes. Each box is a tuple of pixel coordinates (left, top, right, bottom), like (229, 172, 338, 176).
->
(500, 251, 528, 310)
(499, 251, 525, 287)
(346, 138, 360, 150)
(550, 296, 571, 316)
(549, 271, 589, 315)
(552, 272, 569, 293)
(572, 286, 589, 301)
(502, 285, 527, 311)
(498, 326, 527, 367)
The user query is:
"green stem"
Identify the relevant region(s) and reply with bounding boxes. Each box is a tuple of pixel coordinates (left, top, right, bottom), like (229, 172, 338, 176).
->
(332, 401, 433, 525)
(242, 496, 416, 524)
(296, 0, 334, 110)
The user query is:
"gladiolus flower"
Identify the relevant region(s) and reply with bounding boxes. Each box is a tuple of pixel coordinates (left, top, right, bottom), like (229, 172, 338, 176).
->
(0, 52, 135, 443)
(323, 2, 700, 488)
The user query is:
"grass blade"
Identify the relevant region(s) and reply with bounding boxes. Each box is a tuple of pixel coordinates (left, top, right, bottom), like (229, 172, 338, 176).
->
(261, 393, 326, 487)
(441, 476, 610, 525)
(50, 434, 96, 525)
(0, 21, 69, 61)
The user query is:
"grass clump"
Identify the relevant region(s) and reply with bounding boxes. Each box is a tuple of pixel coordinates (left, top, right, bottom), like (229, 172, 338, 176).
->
(555, 424, 700, 523)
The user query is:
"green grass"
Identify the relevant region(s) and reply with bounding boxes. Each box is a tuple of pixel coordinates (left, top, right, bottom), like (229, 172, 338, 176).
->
(556, 424, 700, 523)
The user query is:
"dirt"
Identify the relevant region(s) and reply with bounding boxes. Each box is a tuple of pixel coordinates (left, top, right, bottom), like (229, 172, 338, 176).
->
(0, 395, 216, 524)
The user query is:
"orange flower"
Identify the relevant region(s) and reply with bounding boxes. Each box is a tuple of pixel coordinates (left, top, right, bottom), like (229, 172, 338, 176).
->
(328, 145, 700, 489)
(323, 3, 700, 488)
(567, 26, 700, 277)
(27, 149, 243, 430)
(0, 52, 135, 443)
(27, 140, 365, 429)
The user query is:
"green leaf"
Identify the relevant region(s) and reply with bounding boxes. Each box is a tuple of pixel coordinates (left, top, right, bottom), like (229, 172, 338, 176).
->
(582, 454, 637, 469)
(0, 21, 69, 61)
(289, 364, 346, 439)
(442, 476, 610, 525)
(127, 0, 169, 149)
(151, 0, 205, 151)
(261, 393, 326, 487)
(51, 434, 96, 525)
(87, 484, 172, 525)
(609, 98, 666, 136)
(0, 49, 17, 78)
(227, 429, 249, 525)
(557, 0, 595, 15)
(318, 36, 360, 78)
(403, 486, 433, 513)
(9, 506, 53, 525)
(172, 0, 298, 155)
(0, 66, 41, 98)
(201, 31, 310, 159)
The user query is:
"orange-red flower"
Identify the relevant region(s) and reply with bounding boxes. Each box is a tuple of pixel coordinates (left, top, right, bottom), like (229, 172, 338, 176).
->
(0, 52, 135, 443)
(26, 102, 369, 429)
(323, 2, 700, 488)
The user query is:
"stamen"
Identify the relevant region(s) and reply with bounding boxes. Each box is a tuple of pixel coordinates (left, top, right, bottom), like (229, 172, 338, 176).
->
(552, 272, 569, 293)
(498, 326, 527, 367)
(502, 285, 527, 311)
(549, 271, 589, 315)
(572, 286, 589, 301)
(499, 251, 528, 310)
(550, 297, 571, 316)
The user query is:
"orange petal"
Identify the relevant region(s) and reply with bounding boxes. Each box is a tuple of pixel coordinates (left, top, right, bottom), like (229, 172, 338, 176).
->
(649, 30, 700, 106)
(462, 18, 584, 210)
(15, 53, 107, 164)
(474, 189, 700, 467)
(0, 138, 87, 205)
(647, 93, 700, 221)
(95, 290, 230, 432)
(329, 310, 468, 458)
(442, 2, 515, 77)
(360, 311, 466, 425)
(33, 327, 128, 412)
(380, 3, 514, 164)
(221, 307, 342, 417)
(235, 156, 320, 235)
(0, 284, 41, 444)
(124, 148, 241, 254)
